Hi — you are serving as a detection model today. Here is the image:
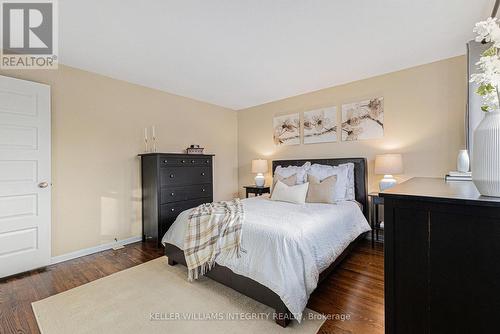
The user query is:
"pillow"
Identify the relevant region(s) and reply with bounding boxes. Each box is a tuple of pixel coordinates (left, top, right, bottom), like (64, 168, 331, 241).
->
(339, 163, 355, 201)
(308, 163, 349, 201)
(271, 174, 297, 194)
(271, 181, 309, 204)
(274, 162, 311, 184)
(306, 174, 337, 204)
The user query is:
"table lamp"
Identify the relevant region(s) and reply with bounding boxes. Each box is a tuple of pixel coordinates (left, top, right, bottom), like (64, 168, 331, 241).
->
(251, 159, 268, 187)
(375, 154, 403, 191)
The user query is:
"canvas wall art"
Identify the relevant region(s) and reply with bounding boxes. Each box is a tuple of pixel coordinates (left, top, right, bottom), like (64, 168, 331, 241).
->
(341, 97, 384, 141)
(303, 107, 337, 144)
(273, 113, 300, 145)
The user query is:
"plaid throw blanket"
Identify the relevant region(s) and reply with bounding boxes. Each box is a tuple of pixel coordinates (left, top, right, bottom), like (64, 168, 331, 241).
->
(184, 199, 244, 281)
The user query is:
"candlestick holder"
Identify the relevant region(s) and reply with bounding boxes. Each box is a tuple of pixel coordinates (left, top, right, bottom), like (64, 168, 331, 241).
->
(152, 136, 158, 153)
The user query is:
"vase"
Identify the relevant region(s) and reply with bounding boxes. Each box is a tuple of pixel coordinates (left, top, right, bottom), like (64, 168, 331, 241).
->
(457, 150, 470, 172)
(472, 111, 500, 197)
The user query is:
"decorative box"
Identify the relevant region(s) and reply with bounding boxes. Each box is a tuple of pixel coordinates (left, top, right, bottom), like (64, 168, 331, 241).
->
(186, 145, 204, 154)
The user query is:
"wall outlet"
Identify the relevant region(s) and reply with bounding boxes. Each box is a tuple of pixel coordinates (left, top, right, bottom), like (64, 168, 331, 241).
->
(112, 237, 124, 250)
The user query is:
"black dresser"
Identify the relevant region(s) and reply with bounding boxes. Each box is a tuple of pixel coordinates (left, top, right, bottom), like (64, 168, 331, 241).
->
(139, 153, 214, 247)
(381, 178, 500, 334)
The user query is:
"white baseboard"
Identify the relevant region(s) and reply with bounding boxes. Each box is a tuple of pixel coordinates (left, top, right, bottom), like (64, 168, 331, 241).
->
(50, 236, 142, 265)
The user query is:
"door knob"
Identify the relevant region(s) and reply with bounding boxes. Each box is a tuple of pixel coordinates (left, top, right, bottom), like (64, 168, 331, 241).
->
(38, 181, 49, 188)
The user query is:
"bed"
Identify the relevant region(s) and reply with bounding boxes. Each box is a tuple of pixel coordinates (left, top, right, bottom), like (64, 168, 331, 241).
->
(162, 158, 370, 327)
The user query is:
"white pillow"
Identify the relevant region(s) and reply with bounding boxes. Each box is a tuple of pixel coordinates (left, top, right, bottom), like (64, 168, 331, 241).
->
(274, 162, 311, 184)
(339, 163, 355, 201)
(308, 163, 349, 201)
(271, 180, 309, 204)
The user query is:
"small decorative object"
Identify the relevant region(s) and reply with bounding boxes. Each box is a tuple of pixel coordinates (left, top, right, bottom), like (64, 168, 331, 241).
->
(186, 144, 204, 154)
(273, 113, 300, 146)
(144, 127, 149, 153)
(303, 107, 337, 144)
(374, 154, 403, 191)
(251, 159, 268, 187)
(341, 97, 384, 141)
(457, 149, 470, 173)
(151, 126, 158, 153)
(469, 17, 500, 196)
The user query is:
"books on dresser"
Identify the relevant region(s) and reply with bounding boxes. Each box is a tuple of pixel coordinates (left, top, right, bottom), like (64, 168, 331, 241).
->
(445, 171, 472, 181)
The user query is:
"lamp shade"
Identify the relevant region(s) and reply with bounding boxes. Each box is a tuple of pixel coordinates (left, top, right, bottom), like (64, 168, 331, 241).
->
(251, 159, 268, 174)
(374, 154, 403, 175)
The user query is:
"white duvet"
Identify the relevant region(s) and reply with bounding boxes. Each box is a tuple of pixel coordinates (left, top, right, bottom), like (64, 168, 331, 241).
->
(161, 196, 370, 321)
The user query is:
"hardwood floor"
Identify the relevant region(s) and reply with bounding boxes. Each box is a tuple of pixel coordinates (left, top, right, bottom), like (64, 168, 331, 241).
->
(0, 240, 383, 334)
(309, 240, 384, 334)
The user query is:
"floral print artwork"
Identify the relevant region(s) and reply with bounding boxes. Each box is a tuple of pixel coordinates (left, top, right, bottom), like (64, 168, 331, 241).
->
(341, 97, 384, 141)
(303, 107, 337, 144)
(273, 113, 300, 145)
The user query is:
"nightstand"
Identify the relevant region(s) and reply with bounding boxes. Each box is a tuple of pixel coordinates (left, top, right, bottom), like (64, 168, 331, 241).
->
(368, 192, 384, 248)
(243, 185, 270, 198)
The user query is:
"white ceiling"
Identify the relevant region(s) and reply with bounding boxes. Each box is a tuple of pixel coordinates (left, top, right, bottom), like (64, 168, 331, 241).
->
(59, 0, 495, 110)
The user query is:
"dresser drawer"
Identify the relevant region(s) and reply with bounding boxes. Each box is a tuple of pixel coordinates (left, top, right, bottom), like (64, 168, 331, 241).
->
(160, 198, 211, 221)
(160, 156, 212, 167)
(160, 166, 212, 186)
(160, 184, 212, 204)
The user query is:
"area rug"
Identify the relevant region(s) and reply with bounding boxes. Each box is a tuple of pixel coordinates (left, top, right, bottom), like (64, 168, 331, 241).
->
(32, 257, 325, 334)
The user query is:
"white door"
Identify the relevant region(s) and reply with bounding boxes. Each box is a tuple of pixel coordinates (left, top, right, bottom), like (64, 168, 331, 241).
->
(0, 75, 51, 278)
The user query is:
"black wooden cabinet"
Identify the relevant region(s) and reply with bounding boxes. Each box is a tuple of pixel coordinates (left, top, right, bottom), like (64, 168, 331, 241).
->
(139, 153, 214, 247)
(381, 178, 500, 334)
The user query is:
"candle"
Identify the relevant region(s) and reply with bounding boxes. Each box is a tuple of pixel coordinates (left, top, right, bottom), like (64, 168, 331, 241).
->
(144, 127, 148, 140)
(152, 125, 156, 138)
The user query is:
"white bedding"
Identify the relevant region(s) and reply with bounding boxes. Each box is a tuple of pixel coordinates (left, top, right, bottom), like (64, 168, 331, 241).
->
(161, 196, 371, 321)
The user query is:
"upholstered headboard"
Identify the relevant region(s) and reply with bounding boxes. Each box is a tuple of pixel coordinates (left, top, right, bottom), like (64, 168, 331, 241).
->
(272, 158, 368, 218)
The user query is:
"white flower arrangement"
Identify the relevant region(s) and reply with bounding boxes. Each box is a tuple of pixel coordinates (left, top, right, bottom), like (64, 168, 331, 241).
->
(470, 17, 500, 112)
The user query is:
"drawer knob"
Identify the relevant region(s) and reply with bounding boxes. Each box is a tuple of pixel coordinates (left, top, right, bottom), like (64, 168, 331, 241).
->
(191, 160, 195, 163)
(170, 174, 174, 178)
(201, 172, 205, 176)
(181, 160, 186, 163)
(202, 188, 206, 192)
(170, 192, 175, 196)
(205, 160, 209, 163)
(171, 208, 175, 212)
(163, 160, 168, 163)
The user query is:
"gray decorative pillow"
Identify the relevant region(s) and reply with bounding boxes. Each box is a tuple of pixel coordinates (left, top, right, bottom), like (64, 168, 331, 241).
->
(306, 174, 337, 204)
(271, 174, 297, 194)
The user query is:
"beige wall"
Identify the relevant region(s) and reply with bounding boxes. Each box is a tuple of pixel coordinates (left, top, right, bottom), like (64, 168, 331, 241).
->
(0, 65, 238, 256)
(237, 56, 467, 194)
(0, 55, 466, 256)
